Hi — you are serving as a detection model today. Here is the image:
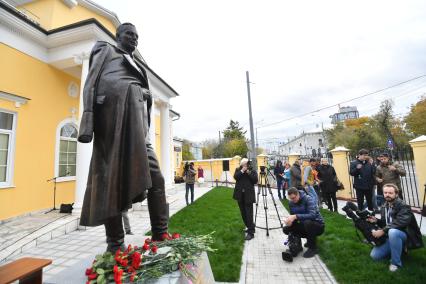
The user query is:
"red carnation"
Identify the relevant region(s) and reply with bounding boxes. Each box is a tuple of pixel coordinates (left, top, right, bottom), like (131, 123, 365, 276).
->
(127, 244, 132, 252)
(114, 266, 123, 284)
(85, 268, 93, 276)
(130, 271, 136, 282)
(161, 233, 172, 240)
(88, 273, 98, 280)
(132, 251, 142, 269)
(121, 259, 128, 267)
(144, 238, 151, 244)
(142, 243, 150, 251)
(134, 245, 138, 250)
(151, 245, 158, 254)
(113, 265, 119, 274)
(172, 233, 181, 239)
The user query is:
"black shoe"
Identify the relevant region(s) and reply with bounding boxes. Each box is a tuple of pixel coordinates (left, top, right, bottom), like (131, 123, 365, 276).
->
(303, 248, 318, 258)
(282, 250, 293, 262)
(126, 231, 134, 235)
(245, 233, 254, 241)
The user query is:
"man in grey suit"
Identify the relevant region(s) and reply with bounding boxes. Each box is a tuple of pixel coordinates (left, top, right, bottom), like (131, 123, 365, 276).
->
(78, 23, 168, 252)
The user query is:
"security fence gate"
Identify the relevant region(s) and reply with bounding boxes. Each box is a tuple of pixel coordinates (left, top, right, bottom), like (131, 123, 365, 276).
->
(348, 147, 420, 208)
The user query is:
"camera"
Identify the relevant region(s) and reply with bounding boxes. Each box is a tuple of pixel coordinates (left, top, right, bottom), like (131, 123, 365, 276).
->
(247, 161, 253, 171)
(342, 201, 386, 246)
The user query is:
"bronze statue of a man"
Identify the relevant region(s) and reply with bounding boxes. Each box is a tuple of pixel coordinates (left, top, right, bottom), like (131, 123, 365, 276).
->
(78, 23, 168, 252)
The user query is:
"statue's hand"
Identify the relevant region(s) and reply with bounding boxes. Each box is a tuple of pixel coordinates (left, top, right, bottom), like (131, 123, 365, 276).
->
(142, 89, 152, 97)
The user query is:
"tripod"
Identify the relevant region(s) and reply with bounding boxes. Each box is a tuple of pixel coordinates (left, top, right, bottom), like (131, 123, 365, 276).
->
(45, 175, 61, 214)
(254, 166, 285, 236)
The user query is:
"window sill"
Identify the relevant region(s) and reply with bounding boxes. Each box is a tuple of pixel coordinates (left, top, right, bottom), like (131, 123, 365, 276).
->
(56, 176, 76, 183)
(0, 184, 16, 189)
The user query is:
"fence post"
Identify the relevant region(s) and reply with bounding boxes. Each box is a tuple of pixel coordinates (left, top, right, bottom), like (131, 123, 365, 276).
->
(409, 136, 426, 211)
(330, 146, 352, 200)
(288, 153, 300, 166)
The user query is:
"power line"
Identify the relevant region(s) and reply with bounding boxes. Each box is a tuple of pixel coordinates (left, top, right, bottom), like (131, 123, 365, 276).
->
(258, 74, 426, 129)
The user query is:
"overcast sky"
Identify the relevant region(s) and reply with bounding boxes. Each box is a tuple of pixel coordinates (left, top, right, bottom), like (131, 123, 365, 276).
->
(98, 0, 426, 149)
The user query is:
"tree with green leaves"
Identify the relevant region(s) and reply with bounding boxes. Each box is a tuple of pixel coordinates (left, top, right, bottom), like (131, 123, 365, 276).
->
(404, 96, 426, 136)
(223, 120, 246, 141)
(182, 140, 194, 160)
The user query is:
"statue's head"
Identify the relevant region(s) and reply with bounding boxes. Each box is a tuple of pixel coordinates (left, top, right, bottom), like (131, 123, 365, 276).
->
(116, 23, 138, 54)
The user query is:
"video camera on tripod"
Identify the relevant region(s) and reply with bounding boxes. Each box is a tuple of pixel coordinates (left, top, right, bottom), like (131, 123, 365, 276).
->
(254, 163, 284, 236)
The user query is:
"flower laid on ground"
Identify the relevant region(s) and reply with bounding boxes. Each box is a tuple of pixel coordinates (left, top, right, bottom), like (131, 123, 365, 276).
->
(85, 233, 215, 284)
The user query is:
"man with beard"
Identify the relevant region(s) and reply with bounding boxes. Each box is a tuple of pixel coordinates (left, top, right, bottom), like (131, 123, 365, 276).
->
(376, 153, 406, 200)
(78, 23, 168, 252)
(368, 184, 423, 271)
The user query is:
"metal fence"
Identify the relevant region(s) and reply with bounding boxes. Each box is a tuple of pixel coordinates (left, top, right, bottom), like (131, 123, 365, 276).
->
(348, 147, 420, 208)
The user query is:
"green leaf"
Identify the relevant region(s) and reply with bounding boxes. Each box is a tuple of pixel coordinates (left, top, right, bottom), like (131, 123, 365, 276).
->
(96, 268, 105, 275)
(97, 274, 106, 284)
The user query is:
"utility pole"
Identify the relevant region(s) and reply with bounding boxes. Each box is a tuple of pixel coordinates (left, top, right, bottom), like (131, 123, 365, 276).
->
(246, 71, 257, 169)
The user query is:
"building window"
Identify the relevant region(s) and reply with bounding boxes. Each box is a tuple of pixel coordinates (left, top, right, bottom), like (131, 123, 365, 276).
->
(0, 111, 16, 187)
(58, 123, 77, 178)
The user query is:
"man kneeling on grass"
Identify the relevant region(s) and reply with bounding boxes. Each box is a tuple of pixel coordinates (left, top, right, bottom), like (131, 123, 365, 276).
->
(368, 183, 423, 272)
(282, 187, 325, 262)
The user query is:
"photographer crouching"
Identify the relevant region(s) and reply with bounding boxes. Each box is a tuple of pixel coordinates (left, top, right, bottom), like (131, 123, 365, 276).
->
(368, 183, 423, 272)
(282, 187, 325, 261)
(233, 158, 258, 241)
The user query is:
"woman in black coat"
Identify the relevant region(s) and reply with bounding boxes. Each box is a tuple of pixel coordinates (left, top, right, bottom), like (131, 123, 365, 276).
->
(317, 158, 338, 212)
(234, 158, 258, 240)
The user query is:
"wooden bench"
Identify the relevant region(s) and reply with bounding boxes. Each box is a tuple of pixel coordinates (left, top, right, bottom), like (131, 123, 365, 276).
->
(0, 257, 52, 284)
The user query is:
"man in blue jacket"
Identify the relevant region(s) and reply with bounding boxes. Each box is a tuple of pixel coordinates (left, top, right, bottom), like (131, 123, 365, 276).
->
(282, 187, 325, 261)
(350, 149, 376, 211)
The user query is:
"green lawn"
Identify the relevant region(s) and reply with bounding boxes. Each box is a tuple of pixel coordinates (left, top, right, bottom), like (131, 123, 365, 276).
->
(282, 199, 426, 284)
(166, 187, 245, 282)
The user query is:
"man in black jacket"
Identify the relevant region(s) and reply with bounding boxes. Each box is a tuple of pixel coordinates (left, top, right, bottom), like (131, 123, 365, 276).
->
(368, 184, 423, 272)
(290, 159, 302, 190)
(234, 158, 259, 240)
(350, 149, 375, 211)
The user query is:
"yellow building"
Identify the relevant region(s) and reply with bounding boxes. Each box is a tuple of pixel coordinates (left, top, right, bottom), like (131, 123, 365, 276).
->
(0, 0, 179, 221)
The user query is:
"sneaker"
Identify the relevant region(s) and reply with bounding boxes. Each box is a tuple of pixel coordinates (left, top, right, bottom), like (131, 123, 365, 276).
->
(282, 250, 293, 262)
(245, 233, 254, 241)
(303, 248, 318, 258)
(389, 264, 399, 272)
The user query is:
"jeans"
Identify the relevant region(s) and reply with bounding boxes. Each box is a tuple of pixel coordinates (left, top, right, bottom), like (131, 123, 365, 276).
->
(370, 228, 407, 267)
(305, 185, 318, 206)
(185, 183, 194, 205)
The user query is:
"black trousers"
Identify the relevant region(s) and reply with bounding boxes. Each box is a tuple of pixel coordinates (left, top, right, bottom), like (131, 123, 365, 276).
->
(356, 187, 373, 211)
(104, 145, 168, 250)
(286, 220, 324, 249)
(323, 192, 338, 211)
(237, 194, 255, 234)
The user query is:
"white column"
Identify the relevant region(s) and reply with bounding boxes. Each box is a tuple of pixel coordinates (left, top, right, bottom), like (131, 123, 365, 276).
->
(160, 102, 172, 188)
(74, 53, 92, 209)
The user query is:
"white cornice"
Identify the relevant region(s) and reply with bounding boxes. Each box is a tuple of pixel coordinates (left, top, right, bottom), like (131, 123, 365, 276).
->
(77, 0, 120, 27)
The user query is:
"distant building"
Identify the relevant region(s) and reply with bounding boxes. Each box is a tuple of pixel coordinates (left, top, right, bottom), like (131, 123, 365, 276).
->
(173, 138, 184, 177)
(279, 131, 327, 157)
(330, 106, 359, 124)
(190, 143, 203, 160)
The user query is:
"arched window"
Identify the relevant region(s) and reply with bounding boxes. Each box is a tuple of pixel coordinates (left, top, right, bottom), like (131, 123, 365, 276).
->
(58, 123, 77, 178)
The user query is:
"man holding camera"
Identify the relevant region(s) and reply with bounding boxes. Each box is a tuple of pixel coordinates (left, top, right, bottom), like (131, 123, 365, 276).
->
(368, 184, 423, 271)
(233, 158, 258, 241)
(282, 187, 325, 261)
